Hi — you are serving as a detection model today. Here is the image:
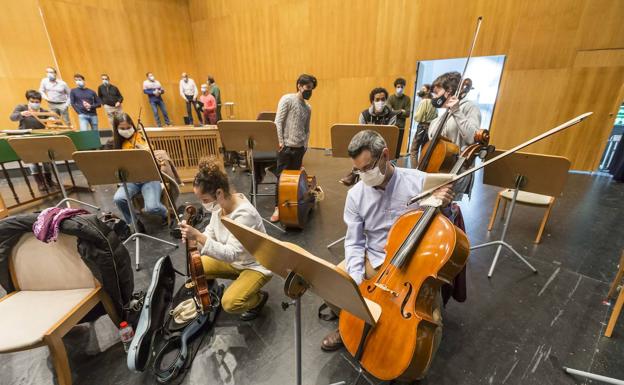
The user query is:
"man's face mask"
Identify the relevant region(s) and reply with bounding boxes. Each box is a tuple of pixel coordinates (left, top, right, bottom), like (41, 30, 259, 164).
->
(431, 92, 448, 108)
(302, 89, 312, 100)
(356, 155, 387, 187)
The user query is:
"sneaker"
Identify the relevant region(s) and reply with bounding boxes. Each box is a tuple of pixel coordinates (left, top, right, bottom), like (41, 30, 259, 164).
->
(240, 291, 269, 321)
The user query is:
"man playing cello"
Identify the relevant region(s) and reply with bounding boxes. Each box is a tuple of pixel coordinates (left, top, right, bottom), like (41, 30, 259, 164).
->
(321, 130, 454, 371)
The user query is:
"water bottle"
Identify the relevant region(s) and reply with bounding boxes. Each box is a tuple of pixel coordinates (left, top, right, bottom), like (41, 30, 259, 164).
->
(119, 321, 134, 353)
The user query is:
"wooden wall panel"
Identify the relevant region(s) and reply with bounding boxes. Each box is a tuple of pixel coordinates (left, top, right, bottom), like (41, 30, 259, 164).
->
(39, 0, 197, 128)
(0, 0, 56, 130)
(0, 0, 197, 130)
(190, 0, 624, 170)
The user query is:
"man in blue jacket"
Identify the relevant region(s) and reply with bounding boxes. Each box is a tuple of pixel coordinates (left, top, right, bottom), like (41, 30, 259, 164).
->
(70, 74, 101, 131)
(143, 72, 171, 126)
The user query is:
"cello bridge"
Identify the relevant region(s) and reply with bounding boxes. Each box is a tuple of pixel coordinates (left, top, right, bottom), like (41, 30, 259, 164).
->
(374, 283, 399, 297)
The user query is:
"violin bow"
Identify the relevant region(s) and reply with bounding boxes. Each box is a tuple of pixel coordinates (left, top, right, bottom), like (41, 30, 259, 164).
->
(408, 112, 593, 205)
(136, 107, 182, 226)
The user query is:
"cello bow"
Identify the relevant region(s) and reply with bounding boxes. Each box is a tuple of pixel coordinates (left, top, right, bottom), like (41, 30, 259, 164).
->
(408, 112, 593, 205)
(417, 16, 482, 171)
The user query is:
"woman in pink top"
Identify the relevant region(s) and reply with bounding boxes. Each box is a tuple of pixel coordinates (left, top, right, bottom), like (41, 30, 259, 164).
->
(199, 84, 217, 124)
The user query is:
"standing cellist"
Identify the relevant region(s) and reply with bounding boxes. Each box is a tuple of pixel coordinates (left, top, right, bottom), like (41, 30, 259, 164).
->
(319, 130, 453, 366)
(427, 71, 482, 197)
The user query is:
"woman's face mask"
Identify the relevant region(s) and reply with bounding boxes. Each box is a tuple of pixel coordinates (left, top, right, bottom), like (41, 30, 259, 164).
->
(118, 127, 135, 139)
(374, 100, 385, 113)
(201, 201, 219, 212)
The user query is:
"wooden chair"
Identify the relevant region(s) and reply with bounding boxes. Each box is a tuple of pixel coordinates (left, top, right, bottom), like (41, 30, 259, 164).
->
(0, 233, 120, 385)
(488, 189, 556, 244)
(605, 249, 624, 338)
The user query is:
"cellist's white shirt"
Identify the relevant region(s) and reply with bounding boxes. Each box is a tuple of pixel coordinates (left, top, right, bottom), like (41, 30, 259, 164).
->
(343, 167, 426, 284)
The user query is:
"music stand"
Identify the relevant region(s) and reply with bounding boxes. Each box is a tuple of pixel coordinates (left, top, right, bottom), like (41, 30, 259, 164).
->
(222, 217, 381, 385)
(8, 136, 99, 210)
(217, 120, 285, 233)
(326, 124, 399, 249)
(473, 150, 570, 277)
(73, 150, 178, 270)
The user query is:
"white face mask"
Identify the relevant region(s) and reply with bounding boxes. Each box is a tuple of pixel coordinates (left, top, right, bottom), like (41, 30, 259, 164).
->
(360, 166, 385, 187)
(396, 87, 404, 96)
(374, 100, 385, 113)
(148, 75, 155, 81)
(359, 156, 387, 187)
(118, 127, 135, 139)
(201, 201, 219, 213)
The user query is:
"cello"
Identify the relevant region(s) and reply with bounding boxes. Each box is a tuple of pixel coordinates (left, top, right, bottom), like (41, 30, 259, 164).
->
(338, 111, 592, 381)
(417, 16, 486, 173)
(278, 168, 324, 229)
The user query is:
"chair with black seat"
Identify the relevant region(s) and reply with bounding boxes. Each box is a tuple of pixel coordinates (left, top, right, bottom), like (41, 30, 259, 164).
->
(249, 112, 279, 202)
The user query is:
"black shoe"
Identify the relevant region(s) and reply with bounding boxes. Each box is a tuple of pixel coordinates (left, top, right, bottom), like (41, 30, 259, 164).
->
(339, 171, 359, 187)
(135, 219, 146, 234)
(240, 291, 268, 321)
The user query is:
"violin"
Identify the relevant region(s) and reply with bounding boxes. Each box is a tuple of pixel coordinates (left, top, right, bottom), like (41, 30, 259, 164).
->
(183, 205, 211, 312)
(136, 108, 212, 312)
(277, 168, 324, 229)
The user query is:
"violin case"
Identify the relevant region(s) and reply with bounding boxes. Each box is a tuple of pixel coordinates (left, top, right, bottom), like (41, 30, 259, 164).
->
(127, 255, 222, 382)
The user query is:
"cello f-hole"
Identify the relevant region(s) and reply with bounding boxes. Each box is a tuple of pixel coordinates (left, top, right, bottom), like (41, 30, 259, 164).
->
(400, 282, 413, 319)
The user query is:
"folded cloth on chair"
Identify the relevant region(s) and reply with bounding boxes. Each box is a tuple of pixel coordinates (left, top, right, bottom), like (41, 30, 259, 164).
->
(33, 207, 89, 243)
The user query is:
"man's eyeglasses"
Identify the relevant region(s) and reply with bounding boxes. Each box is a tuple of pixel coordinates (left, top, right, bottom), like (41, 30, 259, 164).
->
(353, 156, 381, 175)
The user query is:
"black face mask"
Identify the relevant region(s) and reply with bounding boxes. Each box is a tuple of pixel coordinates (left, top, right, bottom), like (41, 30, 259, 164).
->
(417, 90, 427, 98)
(302, 89, 312, 100)
(431, 93, 447, 108)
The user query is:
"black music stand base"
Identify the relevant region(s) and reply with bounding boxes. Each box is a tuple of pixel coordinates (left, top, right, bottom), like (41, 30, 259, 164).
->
(470, 176, 538, 278)
(282, 271, 347, 385)
(119, 179, 177, 271)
